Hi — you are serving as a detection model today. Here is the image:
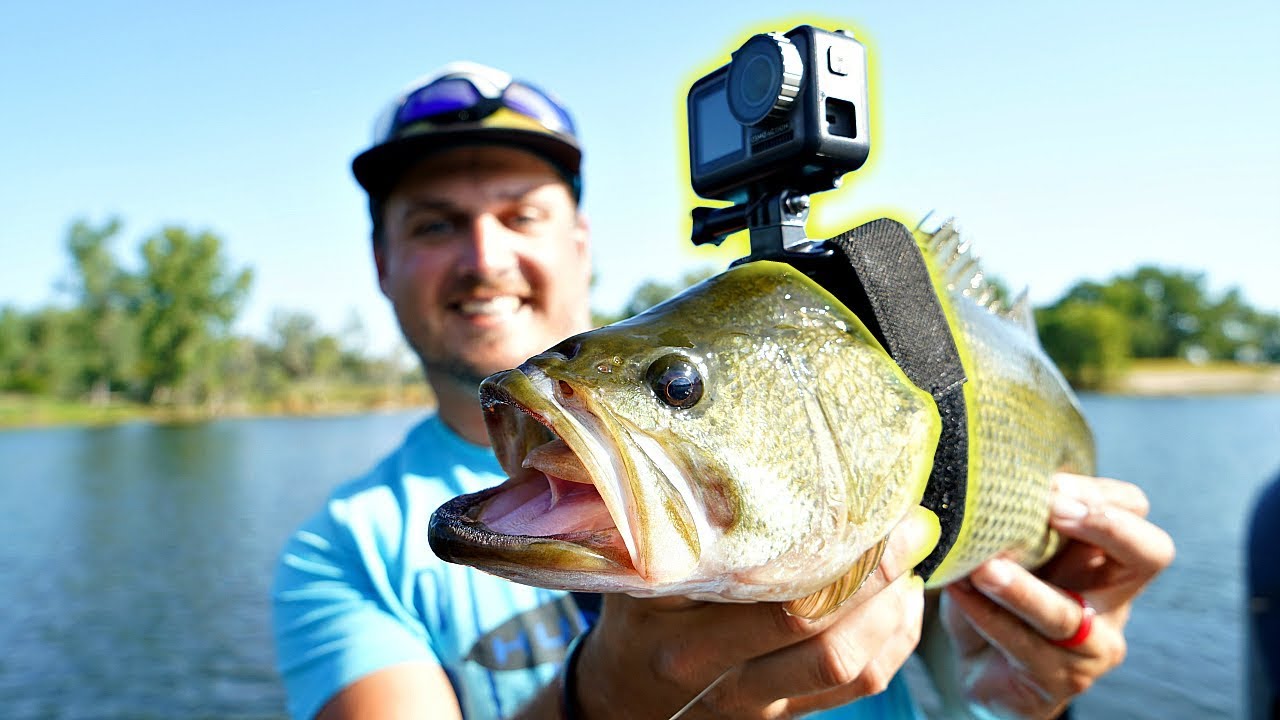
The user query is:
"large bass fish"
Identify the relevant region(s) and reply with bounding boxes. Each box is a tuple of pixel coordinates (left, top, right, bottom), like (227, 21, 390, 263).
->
(429, 221, 1095, 618)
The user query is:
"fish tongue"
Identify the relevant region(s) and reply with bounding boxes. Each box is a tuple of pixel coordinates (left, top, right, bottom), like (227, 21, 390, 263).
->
(523, 438, 593, 486)
(478, 438, 613, 537)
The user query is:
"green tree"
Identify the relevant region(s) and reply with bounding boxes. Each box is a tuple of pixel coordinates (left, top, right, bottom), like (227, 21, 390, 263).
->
(594, 266, 720, 326)
(1051, 266, 1280, 363)
(266, 309, 348, 383)
(133, 226, 253, 404)
(311, 335, 343, 380)
(269, 310, 321, 380)
(206, 336, 260, 407)
(0, 306, 29, 391)
(10, 308, 81, 396)
(63, 217, 138, 402)
(1062, 266, 1211, 359)
(1130, 266, 1210, 358)
(337, 309, 373, 381)
(1261, 314, 1280, 362)
(1036, 301, 1131, 391)
(1198, 288, 1280, 362)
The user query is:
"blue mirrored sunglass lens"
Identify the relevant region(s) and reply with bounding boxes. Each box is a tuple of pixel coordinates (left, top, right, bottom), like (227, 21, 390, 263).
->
(503, 83, 575, 135)
(395, 78, 484, 127)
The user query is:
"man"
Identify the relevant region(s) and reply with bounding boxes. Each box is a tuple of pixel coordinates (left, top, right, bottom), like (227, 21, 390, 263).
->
(272, 62, 1174, 719)
(1249, 472, 1280, 720)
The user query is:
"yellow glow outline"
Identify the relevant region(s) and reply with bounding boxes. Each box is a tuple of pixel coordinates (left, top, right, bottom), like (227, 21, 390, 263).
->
(672, 15, 913, 264)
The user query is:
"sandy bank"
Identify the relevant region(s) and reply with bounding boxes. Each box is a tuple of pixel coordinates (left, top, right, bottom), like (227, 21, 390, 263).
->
(1112, 362, 1280, 396)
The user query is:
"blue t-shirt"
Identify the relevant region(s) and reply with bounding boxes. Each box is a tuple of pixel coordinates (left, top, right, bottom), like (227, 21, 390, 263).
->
(272, 413, 923, 719)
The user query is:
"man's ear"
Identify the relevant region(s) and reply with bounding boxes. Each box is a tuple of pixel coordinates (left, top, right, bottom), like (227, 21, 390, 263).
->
(574, 211, 591, 270)
(373, 243, 390, 298)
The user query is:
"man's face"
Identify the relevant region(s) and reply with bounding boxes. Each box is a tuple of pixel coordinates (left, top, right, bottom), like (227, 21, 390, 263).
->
(376, 145, 591, 389)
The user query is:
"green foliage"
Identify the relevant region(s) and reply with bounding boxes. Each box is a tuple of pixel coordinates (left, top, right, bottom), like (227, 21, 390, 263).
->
(63, 217, 137, 401)
(1057, 266, 1207, 359)
(7, 214, 1279, 415)
(1035, 302, 1131, 390)
(1, 217, 416, 416)
(9, 308, 80, 396)
(593, 266, 720, 326)
(133, 226, 254, 403)
(0, 307, 28, 390)
(1036, 265, 1280, 390)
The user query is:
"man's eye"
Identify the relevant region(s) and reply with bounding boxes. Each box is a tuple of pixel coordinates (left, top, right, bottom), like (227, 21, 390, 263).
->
(508, 207, 547, 229)
(411, 219, 453, 237)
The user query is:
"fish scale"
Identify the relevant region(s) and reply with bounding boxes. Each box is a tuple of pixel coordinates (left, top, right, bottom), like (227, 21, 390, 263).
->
(922, 221, 1095, 584)
(429, 219, 1095, 616)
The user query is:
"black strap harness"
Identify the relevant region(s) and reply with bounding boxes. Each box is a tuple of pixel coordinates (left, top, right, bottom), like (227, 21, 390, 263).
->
(761, 218, 969, 581)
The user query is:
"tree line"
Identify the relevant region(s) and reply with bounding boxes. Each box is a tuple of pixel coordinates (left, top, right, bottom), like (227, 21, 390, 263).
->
(1, 218, 416, 411)
(4, 218, 1278, 411)
(597, 263, 1280, 392)
(1036, 266, 1280, 389)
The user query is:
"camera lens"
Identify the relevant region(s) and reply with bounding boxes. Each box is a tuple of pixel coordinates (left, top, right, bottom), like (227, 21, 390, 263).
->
(727, 33, 802, 127)
(738, 56, 775, 105)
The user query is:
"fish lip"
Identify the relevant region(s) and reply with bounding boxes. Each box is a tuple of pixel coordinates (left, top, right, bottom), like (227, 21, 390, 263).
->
(430, 368, 642, 576)
(427, 483, 633, 575)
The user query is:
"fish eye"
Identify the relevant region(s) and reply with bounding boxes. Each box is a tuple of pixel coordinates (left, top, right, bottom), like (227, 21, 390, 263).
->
(645, 354, 704, 409)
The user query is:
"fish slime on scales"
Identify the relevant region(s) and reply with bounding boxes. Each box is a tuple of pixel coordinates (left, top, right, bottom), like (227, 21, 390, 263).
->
(429, 221, 1093, 619)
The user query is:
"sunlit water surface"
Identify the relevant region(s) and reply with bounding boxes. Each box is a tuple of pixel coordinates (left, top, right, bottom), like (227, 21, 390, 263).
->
(1, 395, 1276, 718)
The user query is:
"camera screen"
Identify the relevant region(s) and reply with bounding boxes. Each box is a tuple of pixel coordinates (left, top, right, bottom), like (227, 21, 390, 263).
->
(694, 86, 743, 167)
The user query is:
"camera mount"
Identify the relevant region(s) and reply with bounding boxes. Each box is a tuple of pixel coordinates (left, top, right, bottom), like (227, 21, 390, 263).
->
(683, 25, 971, 582)
(690, 188, 827, 261)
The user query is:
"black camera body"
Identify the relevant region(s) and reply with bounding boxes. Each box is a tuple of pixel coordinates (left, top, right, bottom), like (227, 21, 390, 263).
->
(687, 25, 870, 205)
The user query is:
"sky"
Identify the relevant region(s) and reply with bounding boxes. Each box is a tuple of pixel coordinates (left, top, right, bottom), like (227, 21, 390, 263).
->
(2, 1, 1277, 354)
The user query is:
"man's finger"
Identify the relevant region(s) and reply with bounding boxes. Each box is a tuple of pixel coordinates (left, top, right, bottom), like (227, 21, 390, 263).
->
(729, 573, 924, 705)
(606, 505, 939, 688)
(1049, 501, 1176, 580)
(786, 591, 925, 715)
(1053, 472, 1151, 517)
(944, 581, 1117, 693)
(968, 558, 1098, 642)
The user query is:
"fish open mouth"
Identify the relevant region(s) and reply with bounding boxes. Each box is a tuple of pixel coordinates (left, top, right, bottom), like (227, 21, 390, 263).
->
(427, 369, 638, 582)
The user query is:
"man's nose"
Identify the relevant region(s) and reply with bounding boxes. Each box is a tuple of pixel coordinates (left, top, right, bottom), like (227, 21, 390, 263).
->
(460, 214, 518, 275)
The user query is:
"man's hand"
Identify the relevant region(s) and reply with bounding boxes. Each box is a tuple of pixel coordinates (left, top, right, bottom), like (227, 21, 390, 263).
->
(574, 505, 940, 720)
(941, 472, 1175, 719)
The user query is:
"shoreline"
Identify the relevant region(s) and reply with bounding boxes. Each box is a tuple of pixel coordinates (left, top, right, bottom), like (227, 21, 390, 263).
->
(2, 362, 1277, 431)
(0, 386, 434, 431)
(1107, 360, 1280, 396)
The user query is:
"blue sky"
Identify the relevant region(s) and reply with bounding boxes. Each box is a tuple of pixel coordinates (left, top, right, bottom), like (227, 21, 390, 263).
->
(2, 1, 1276, 354)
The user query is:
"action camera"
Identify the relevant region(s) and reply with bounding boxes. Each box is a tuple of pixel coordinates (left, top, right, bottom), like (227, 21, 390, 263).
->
(687, 25, 870, 205)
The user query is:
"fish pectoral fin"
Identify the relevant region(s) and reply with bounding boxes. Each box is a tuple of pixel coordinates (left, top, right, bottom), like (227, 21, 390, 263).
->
(782, 537, 889, 620)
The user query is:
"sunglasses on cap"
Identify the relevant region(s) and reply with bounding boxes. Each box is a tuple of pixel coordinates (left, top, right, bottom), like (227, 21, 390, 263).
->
(374, 70, 577, 145)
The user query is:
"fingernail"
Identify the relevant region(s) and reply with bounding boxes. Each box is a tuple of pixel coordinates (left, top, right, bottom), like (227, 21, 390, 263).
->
(1052, 494, 1089, 521)
(1054, 472, 1081, 497)
(973, 558, 1014, 591)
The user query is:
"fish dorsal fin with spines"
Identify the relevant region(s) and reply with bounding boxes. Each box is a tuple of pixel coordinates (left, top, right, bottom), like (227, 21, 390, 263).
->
(782, 537, 888, 619)
(1004, 288, 1039, 337)
(918, 216, 1037, 337)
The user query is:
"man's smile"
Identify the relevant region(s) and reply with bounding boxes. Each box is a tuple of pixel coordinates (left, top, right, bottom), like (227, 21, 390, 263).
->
(455, 295, 525, 317)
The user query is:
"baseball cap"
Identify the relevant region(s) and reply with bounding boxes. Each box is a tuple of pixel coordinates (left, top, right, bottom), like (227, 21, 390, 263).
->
(352, 61, 582, 200)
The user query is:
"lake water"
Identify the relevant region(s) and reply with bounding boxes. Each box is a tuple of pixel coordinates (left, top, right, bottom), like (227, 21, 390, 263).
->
(0, 395, 1277, 719)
